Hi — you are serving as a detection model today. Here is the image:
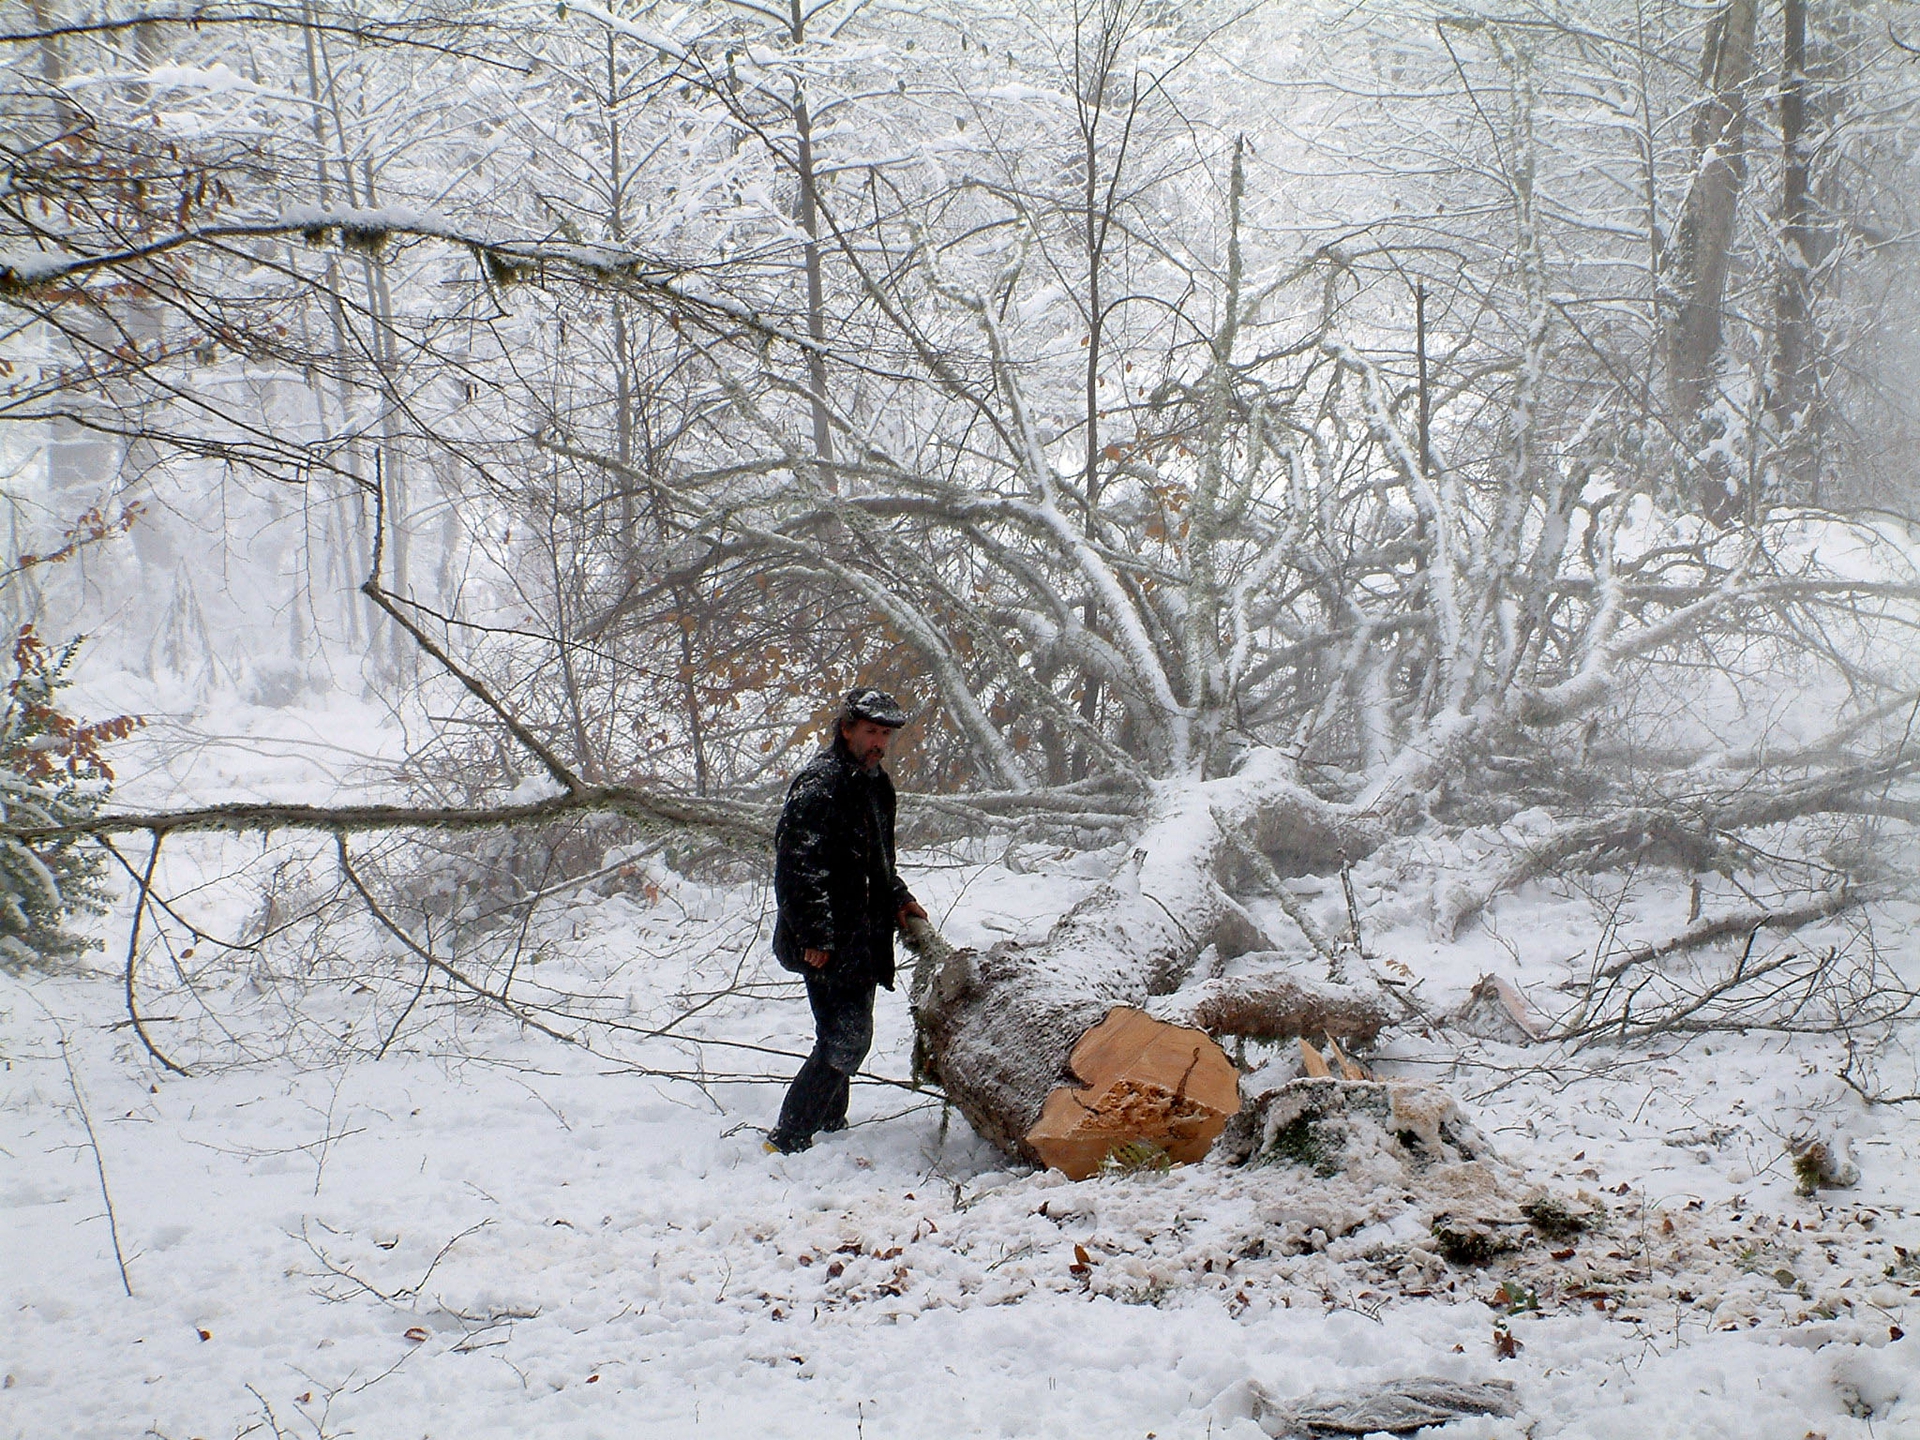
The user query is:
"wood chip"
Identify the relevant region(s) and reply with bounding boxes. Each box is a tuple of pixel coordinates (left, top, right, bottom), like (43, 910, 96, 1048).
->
(1325, 1035, 1367, 1080)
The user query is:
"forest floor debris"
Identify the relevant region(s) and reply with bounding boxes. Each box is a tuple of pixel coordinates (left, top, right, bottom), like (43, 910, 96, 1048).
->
(4, 830, 1918, 1438)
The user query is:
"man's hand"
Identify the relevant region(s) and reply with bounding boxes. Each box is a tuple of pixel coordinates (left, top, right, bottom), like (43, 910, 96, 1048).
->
(897, 900, 928, 929)
(803, 947, 831, 969)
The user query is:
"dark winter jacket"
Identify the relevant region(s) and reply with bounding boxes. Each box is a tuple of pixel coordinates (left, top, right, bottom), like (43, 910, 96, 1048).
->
(772, 734, 915, 989)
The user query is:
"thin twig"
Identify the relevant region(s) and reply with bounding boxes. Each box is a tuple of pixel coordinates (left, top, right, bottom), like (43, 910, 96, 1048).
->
(364, 579, 584, 796)
(109, 834, 190, 1077)
(378, 919, 434, 1061)
(334, 834, 576, 1047)
(57, 1033, 135, 1297)
(1591, 893, 1858, 981)
(362, 461, 580, 794)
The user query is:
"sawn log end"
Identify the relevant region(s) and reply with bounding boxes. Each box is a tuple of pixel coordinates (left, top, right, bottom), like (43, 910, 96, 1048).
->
(1024, 1006, 1240, 1181)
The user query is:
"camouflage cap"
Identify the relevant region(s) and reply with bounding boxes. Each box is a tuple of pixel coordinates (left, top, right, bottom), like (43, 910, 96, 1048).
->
(841, 686, 910, 728)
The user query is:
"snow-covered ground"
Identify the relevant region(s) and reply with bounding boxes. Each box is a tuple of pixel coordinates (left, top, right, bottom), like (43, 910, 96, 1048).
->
(4, 733, 1918, 1439)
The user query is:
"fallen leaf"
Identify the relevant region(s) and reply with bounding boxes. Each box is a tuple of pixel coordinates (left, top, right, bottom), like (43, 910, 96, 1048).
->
(196, 1328, 211, 1342)
(586, 1375, 599, 1384)
(403, 1326, 430, 1344)
(1550, 1248, 1576, 1262)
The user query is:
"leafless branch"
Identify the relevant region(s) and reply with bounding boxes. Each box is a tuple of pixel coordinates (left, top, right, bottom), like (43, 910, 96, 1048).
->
(56, 1032, 136, 1297)
(108, 835, 190, 1077)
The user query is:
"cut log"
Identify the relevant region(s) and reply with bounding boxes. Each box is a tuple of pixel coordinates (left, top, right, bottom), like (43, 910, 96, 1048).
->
(1023, 1007, 1239, 1180)
(906, 752, 1384, 1171)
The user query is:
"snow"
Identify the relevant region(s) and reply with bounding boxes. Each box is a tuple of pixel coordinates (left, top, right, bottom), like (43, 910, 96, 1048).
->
(274, 205, 458, 240)
(0, 251, 67, 286)
(5, 810, 1917, 1439)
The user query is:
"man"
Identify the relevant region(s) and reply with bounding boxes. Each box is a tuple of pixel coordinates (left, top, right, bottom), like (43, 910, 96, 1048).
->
(766, 687, 927, 1154)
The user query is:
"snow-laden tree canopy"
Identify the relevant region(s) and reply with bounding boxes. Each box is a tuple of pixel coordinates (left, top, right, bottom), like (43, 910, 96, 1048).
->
(3, 0, 1919, 1117)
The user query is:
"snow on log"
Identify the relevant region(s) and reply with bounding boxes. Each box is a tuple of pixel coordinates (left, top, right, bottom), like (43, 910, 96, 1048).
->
(1147, 966, 1390, 1046)
(909, 751, 1378, 1173)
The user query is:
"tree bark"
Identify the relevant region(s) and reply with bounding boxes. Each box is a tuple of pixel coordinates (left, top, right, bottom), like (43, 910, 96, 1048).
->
(1768, 0, 1817, 500)
(787, 0, 834, 493)
(1667, 0, 1760, 525)
(1149, 970, 1390, 1047)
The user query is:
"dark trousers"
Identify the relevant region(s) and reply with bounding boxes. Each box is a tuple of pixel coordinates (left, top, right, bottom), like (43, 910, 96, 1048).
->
(772, 975, 876, 1150)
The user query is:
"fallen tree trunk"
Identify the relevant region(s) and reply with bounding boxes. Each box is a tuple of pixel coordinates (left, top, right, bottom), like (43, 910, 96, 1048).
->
(909, 750, 1383, 1175)
(1148, 966, 1390, 1046)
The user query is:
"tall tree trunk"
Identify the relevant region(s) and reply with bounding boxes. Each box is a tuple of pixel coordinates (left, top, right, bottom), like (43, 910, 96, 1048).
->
(1667, 0, 1760, 525)
(788, 0, 834, 492)
(1767, 0, 1817, 502)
